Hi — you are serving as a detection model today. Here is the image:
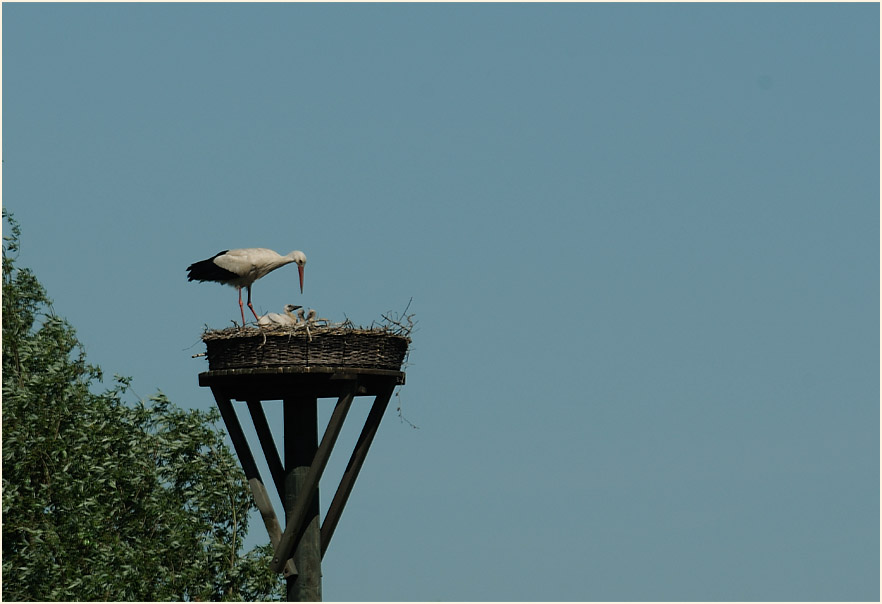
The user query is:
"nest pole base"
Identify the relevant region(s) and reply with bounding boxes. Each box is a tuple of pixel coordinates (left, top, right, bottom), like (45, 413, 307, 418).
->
(199, 367, 405, 602)
(284, 394, 321, 602)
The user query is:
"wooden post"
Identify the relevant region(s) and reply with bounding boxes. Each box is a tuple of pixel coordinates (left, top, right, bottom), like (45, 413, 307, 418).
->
(271, 385, 356, 574)
(284, 395, 322, 602)
(210, 392, 297, 577)
(199, 367, 405, 600)
(247, 399, 286, 500)
(320, 383, 395, 558)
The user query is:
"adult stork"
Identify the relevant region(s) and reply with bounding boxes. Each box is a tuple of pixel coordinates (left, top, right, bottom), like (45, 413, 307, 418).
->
(187, 248, 307, 326)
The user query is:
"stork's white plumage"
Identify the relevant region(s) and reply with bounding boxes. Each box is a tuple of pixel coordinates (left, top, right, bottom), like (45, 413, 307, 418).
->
(258, 304, 303, 327)
(283, 303, 301, 323)
(187, 248, 306, 326)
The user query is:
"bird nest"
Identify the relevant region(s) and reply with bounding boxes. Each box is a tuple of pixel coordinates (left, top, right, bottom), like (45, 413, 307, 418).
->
(201, 322, 411, 372)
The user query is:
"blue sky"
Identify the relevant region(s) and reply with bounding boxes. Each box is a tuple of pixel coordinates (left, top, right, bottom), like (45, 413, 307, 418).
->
(3, 2, 879, 601)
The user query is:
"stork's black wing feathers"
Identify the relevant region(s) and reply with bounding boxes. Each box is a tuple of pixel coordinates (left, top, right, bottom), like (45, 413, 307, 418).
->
(186, 250, 238, 282)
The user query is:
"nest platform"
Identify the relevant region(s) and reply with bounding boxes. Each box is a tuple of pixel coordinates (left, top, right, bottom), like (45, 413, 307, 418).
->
(202, 325, 410, 372)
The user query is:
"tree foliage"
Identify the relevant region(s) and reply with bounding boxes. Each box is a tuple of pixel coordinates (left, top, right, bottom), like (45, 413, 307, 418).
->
(2, 211, 284, 601)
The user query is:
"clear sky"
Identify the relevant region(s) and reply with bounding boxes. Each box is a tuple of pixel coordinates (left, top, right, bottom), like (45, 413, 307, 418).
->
(3, 2, 879, 601)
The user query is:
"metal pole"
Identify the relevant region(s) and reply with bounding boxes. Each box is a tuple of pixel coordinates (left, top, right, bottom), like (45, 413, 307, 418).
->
(284, 395, 322, 602)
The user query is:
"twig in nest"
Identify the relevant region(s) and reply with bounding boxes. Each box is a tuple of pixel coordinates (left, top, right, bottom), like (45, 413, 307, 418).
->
(380, 297, 417, 337)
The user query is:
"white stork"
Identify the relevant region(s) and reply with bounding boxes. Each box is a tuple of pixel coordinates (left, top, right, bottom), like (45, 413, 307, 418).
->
(258, 304, 303, 327)
(187, 248, 307, 326)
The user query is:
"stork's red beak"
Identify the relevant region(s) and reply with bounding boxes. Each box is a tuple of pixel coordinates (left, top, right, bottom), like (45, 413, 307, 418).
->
(298, 265, 304, 294)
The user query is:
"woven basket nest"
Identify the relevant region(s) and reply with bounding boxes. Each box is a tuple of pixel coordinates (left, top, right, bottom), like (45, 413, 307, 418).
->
(202, 322, 411, 372)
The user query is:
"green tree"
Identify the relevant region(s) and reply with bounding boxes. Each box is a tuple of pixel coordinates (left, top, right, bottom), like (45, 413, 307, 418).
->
(2, 211, 284, 601)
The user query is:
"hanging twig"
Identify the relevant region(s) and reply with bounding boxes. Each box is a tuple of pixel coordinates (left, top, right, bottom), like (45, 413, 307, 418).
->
(395, 388, 419, 430)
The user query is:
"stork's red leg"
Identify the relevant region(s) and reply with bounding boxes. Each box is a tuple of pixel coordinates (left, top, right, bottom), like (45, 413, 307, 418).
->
(246, 285, 261, 323)
(237, 287, 246, 327)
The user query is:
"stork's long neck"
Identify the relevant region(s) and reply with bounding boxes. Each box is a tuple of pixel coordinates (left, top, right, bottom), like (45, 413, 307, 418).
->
(254, 252, 298, 280)
(269, 252, 300, 271)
